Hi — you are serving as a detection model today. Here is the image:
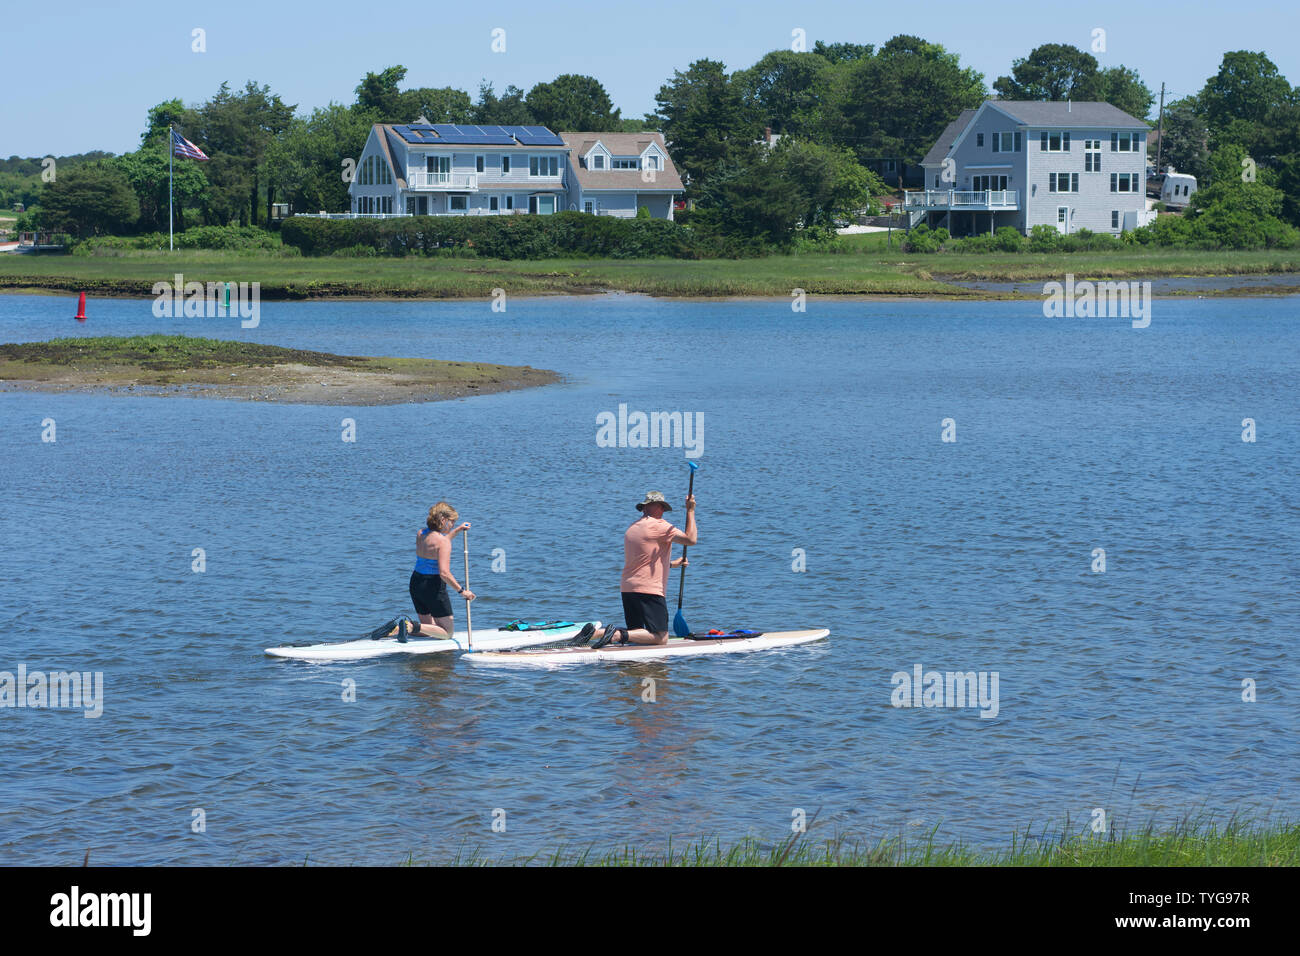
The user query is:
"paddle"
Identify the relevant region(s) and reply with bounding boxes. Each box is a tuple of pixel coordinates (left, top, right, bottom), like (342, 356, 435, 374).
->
(672, 461, 700, 637)
(462, 526, 473, 650)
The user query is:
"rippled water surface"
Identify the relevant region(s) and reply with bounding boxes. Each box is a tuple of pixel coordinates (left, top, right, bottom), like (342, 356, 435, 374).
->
(0, 291, 1296, 864)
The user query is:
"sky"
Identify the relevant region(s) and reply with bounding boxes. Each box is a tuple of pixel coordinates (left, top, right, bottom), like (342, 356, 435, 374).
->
(3, 0, 1296, 157)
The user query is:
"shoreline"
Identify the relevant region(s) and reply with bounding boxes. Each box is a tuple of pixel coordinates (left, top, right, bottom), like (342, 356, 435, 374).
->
(3, 276, 1299, 303)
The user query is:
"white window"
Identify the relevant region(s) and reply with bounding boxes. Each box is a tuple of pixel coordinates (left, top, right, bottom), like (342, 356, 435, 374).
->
(584, 200, 594, 214)
(972, 175, 1007, 191)
(450, 195, 467, 211)
(592, 154, 604, 169)
(1058, 207, 1068, 224)
(530, 155, 558, 176)
(1085, 141, 1102, 172)
(1048, 172, 1078, 193)
(1111, 132, 1140, 152)
(992, 131, 1017, 152)
(1111, 210, 1120, 229)
(1110, 173, 1138, 192)
(1040, 131, 1070, 152)
(613, 158, 638, 169)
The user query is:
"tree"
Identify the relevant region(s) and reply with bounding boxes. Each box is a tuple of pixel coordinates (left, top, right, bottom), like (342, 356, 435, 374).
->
(264, 102, 372, 215)
(401, 87, 472, 125)
(1157, 96, 1210, 180)
(651, 59, 762, 191)
(114, 139, 208, 232)
(195, 80, 295, 226)
(838, 35, 986, 163)
(470, 82, 534, 125)
(735, 50, 834, 140)
(1091, 66, 1155, 119)
(1186, 142, 1297, 247)
(994, 43, 1099, 101)
(355, 66, 410, 123)
(812, 41, 873, 65)
(768, 139, 883, 227)
(1197, 50, 1296, 155)
(525, 74, 621, 131)
(692, 155, 804, 249)
(39, 162, 139, 236)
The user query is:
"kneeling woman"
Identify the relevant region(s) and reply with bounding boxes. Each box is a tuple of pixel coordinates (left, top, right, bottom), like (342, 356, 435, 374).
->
(386, 502, 475, 639)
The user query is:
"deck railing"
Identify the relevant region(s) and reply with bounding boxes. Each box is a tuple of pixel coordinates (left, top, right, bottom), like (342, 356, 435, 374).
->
(903, 189, 1019, 209)
(407, 171, 478, 190)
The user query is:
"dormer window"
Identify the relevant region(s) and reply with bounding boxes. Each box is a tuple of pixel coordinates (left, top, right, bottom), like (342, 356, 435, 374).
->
(647, 154, 660, 170)
(593, 154, 605, 169)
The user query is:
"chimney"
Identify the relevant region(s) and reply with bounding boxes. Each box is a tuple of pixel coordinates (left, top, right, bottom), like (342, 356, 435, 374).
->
(765, 126, 772, 143)
(1067, 99, 1072, 112)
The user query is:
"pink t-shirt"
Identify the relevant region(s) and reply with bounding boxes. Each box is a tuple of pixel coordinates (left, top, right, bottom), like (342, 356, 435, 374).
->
(620, 516, 678, 596)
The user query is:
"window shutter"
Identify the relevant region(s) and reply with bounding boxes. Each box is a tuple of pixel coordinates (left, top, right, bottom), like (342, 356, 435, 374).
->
(992, 135, 999, 153)
(1110, 173, 1117, 192)
(1072, 173, 1078, 192)
(1111, 133, 1118, 151)
(1063, 132, 1071, 151)
(1041, 132, 1048, 150)
(1015, 132, 1022, 152)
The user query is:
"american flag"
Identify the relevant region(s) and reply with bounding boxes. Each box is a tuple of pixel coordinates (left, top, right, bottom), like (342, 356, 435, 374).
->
(171, 130, 209, 161)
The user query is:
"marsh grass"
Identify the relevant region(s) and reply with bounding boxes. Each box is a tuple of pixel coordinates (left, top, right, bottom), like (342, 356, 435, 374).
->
(385, 814, 1300, 867)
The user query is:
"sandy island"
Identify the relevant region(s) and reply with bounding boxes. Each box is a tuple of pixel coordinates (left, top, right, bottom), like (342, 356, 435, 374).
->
(0, 335, 560, 405)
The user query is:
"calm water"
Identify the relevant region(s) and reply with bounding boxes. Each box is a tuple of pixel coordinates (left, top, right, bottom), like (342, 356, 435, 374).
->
(0, 290, 1296, 864)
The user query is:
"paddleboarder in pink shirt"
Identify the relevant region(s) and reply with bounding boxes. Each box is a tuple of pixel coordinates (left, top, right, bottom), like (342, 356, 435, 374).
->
(577, 490, 697, 649)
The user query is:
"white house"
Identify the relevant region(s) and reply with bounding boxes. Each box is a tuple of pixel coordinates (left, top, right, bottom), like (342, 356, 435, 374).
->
(340, 122, 681, 219)
(559, 132, 684, 219)
(905, 101, 1157, 236)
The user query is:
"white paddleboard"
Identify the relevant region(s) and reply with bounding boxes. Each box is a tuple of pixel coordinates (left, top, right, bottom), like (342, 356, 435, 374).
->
(265, 621, 600, 661)
(465, 628, 829, 666)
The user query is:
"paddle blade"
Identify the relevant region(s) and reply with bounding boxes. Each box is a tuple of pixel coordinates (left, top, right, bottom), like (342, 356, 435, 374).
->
(672, 608, 691, 638)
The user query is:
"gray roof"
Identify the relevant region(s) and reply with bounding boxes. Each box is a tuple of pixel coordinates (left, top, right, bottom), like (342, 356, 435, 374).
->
(921, 109, 976, 165)
(559, 131, 684, 192)
(985, 100, 1150, 129)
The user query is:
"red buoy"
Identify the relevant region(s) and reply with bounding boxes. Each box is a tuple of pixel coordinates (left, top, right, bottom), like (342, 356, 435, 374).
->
(74, 291, 87, 321)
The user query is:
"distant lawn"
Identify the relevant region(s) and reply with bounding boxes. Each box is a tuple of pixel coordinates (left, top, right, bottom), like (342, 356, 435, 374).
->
(1, 243, 1299, 299)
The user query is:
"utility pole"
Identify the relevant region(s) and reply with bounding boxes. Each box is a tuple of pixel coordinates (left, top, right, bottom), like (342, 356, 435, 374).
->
(1155, 82, 1166, 174)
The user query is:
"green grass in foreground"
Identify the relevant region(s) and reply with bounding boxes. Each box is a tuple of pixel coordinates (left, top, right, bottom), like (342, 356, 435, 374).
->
(4, 245, 1300, 299)
(389, 817, 1300, 866)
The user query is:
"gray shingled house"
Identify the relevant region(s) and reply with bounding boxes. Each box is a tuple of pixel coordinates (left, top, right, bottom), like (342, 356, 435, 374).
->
(905, 100, 1156, 236)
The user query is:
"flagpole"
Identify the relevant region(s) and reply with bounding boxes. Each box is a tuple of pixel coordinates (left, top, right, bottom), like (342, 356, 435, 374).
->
(169, 125, 174, 251)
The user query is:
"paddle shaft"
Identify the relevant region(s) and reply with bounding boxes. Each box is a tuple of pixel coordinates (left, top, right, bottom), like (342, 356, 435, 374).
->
(463, 529, 472, 649)
(675, 468, 696, 611)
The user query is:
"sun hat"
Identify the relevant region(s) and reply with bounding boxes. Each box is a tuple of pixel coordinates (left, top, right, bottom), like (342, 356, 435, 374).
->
(635, 491, 673, 512)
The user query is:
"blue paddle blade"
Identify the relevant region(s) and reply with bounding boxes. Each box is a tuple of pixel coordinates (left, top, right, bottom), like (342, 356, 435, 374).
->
(687, 460, 699, 471)
(672, 608, 690, 637)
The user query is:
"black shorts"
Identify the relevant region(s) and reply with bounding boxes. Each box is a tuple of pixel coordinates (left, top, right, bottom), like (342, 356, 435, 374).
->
(621, 592, 669, 635)
(410, 572, 453, 618)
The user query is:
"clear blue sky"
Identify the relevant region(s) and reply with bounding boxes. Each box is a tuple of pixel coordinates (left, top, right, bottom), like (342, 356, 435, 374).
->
(3, 0, 1296, 157)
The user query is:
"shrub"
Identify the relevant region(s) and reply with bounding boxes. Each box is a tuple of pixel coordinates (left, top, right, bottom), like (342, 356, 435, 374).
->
(279, 212, 705, 259)
(1028, 224, 1062, 252)
(994, 226, 1024, 252)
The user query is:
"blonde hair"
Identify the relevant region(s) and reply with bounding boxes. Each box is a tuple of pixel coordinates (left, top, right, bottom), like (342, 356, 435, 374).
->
(427, 501, 458, 531)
